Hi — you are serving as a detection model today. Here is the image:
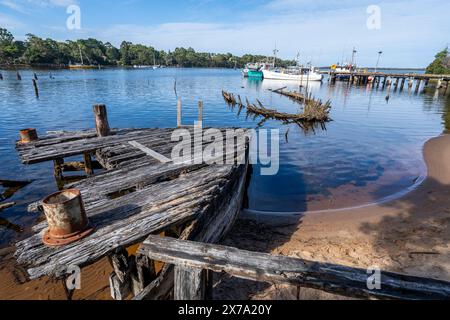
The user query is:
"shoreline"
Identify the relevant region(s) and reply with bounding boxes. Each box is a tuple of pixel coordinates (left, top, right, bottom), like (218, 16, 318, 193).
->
(1, 134, 449, 300)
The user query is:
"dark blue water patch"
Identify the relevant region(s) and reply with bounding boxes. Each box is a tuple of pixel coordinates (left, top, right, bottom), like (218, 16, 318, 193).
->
(0, 68, 448, 246)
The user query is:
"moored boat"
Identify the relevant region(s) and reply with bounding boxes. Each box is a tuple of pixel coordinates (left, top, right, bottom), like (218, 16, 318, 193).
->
(262, 66, 323, 81)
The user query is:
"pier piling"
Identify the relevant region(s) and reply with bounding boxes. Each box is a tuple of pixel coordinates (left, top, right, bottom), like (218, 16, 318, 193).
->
(198, 100, 203, 126)
(93, 104, 111, 137)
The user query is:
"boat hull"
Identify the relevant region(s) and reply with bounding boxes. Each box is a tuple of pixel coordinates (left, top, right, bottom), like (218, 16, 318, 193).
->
(247, 70, 263, 78)
(263, 70, 323, 81)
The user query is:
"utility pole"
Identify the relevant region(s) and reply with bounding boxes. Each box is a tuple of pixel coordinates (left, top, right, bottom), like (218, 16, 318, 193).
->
(351, 47, 357, 67)
(375, 51, 383, 73)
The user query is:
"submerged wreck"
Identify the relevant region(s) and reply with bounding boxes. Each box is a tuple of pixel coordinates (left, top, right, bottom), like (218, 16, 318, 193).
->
(222, 90, 331, 131)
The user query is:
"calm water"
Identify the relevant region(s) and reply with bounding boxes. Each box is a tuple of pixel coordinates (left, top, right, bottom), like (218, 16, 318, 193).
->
(0, 68, 449, 246)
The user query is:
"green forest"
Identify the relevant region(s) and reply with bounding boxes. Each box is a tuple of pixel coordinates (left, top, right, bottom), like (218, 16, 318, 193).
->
(0, 27, 294, 68)
(426, 48, 450, 74)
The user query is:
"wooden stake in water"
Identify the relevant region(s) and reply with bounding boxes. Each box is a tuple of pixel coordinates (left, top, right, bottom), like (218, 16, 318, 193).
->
(0, 73, 3, 80)
(34, 73, 38, 80)
(16, 72, 21, 81)
(93, 104, 111, 137)
(198, 100, 203, 127)
(32, 79, 39, 98)
(177, 99, 182, 128)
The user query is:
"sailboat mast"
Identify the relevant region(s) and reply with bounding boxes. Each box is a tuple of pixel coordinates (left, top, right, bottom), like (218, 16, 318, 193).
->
(78, 44, 84, 65)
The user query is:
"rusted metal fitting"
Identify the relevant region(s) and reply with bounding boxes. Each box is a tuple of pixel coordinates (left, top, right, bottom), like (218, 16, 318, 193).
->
(19, 128, 38, 144)
(42, 189, 94, 247)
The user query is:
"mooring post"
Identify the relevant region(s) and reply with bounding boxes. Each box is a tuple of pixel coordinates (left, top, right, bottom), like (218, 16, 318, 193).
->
(32, 79, 39, 98)
(400, 78, 406, 91)
(93, 104, 111, 137)
(16, 71, 21, 81)
(177, 98, 182, 128)
(415, 79, 421, 93)
(83, 152, 94, 176)
(198, 100, 203, 127)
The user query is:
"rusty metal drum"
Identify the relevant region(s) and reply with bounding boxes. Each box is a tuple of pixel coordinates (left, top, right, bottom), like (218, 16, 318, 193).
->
(19, 128, 38, 144)
(42, 189, 94, 247)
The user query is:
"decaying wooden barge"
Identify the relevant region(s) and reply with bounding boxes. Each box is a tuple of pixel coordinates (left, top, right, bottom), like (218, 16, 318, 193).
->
(14, 103, 251, 300)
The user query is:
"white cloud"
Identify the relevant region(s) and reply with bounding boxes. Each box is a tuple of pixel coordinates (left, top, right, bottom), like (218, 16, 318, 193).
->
(0, 0, 28, 14)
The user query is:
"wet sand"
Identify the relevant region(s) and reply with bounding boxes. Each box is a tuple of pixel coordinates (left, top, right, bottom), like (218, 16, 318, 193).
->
(1, 134, 449, 300)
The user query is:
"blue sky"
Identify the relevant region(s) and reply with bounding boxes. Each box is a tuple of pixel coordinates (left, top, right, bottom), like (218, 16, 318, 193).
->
(0, 0, 449, 67)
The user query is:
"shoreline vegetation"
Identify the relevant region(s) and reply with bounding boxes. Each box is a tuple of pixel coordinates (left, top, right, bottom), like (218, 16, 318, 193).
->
(0, 27, 294, 69)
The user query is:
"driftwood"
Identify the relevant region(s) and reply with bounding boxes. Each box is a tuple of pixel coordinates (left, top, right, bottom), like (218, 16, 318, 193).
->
(0, 202, 16, 211)
(139, 235, 450, 300)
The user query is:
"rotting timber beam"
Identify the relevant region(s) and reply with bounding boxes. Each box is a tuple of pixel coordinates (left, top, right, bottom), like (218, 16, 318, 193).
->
(137, 235, 450, 300)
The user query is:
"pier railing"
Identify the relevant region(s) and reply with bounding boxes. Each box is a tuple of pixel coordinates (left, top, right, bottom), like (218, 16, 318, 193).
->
(136, 235, 450, 300)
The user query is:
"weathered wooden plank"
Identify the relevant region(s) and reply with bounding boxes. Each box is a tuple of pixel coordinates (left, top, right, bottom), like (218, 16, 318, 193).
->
(138, 236, 450, 300)
(16, 163, 240, 279)
(28, 138, 246, 213)
(18, 128, 175, 164)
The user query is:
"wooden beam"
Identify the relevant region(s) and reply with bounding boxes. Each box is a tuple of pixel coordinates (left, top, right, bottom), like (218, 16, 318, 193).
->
(138, 235, 450, 300)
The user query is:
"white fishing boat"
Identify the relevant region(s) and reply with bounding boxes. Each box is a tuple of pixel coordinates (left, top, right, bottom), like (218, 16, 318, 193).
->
(262, 67, 323, 81)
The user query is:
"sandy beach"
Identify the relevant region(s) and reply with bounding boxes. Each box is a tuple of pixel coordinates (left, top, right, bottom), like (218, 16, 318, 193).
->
(1, 134, 449, 300)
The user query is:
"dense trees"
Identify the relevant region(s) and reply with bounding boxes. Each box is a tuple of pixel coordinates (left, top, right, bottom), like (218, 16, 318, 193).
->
(426, 48, 450, 74)
(0, 27, 294, 68)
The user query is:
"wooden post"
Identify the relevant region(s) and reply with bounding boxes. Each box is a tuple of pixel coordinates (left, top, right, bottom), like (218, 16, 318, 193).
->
(83, 152, 94, 176)
(400, 78, 406, 91)
(32, 79, 39, 98)
(108, 247, 133, 300)
(198, 100, 203, 127)
(131, 254, 157, 296)
(177, 99, 182, 128)
(174, 266, 208, 300)
(53, 158, 65, 190)
(93, 104, 111, 137)
(415, 79, 421, 93)
(34, 73, 38, 80)
(0, 73, 3, 80)
(16, 72, 21, 81)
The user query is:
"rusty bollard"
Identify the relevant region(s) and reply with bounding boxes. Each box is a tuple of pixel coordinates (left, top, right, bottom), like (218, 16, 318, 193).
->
(19, 128, 38, 144)
(42, 189, 94, 247)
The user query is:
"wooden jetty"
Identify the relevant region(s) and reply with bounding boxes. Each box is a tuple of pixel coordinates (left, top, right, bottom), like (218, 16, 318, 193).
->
(326, 71, 450, 94)
(14, 104, 251, 300)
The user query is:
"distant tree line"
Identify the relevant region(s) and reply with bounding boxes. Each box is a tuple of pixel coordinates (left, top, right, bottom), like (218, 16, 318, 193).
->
(0, 27, 294, 68)
(426, 48, 450, 74)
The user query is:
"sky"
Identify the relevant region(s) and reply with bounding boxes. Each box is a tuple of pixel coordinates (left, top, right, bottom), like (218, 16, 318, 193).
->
(0, 0, 449, 67)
